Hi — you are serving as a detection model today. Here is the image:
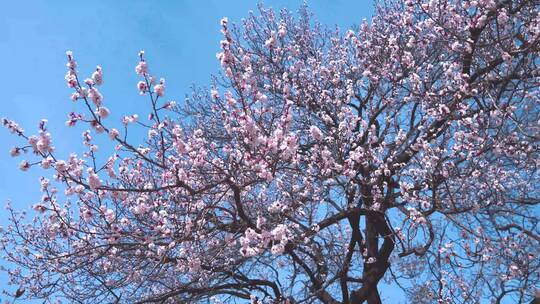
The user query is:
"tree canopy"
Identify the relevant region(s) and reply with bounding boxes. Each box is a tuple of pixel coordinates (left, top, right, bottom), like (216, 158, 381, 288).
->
(2, 0, 540, 303)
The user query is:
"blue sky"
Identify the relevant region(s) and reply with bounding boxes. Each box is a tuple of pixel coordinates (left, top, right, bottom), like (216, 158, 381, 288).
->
(0, 1, 413, 302)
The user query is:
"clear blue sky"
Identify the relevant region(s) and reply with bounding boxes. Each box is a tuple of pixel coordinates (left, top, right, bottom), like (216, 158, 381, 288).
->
(0, 1, 410, 302)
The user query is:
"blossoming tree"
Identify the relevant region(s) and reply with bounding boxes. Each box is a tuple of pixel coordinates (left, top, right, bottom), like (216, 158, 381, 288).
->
(2, 0, 540, 303)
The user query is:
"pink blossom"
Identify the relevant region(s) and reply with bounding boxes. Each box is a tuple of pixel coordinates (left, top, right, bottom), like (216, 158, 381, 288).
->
(270, 244, 285, 255)
(40, 157, 53, 169)
(310, 125, 323, 141)
(79, 87, 88, 98)
(18, 160, 29, 171)
(153, 78, 165, 97)
(65, 72, 77, 88)
(88, 87, 103, 106)
(54, 160, 67, 173)
(366, 257, 377, 264)
(211, 89, 219, 100)
(137, 81, 147, 94)
(135, 60, 148, 75)
(104, 208, 115, 222)
(32, 203, 46, 213)
(81, 208, 93, 222)
(2, 118, 24, 135)
(27, 136, 38, 151)
(9, 147, 20, 157)
(109, 128, 119, 139)
(36, 132, 52, 153)
(264, 31, 276, 48)
(220, 17, 228, 27)
(278, 24, 287, 37)
(96, 107, 110, 118)
(122, 114, 138, 125)
(65, 50, 76, 69)
(84, 78, 94, 86)
(86, 168, 101, 190)
(92, 66, 103, 85)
